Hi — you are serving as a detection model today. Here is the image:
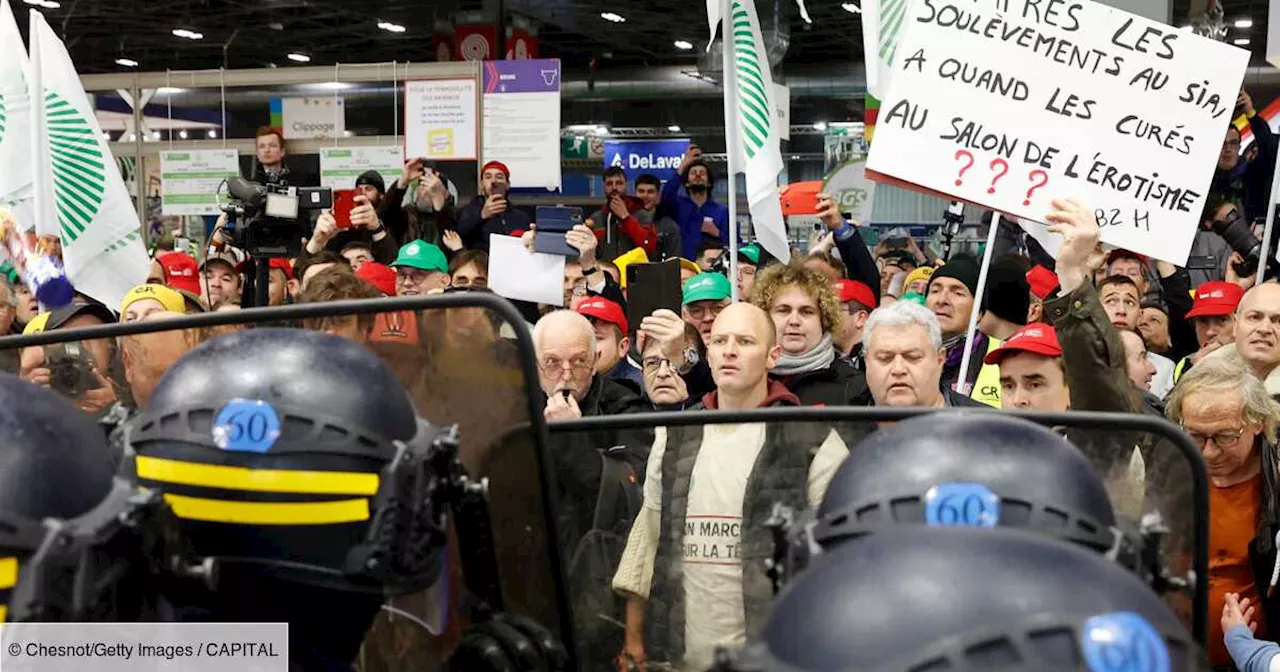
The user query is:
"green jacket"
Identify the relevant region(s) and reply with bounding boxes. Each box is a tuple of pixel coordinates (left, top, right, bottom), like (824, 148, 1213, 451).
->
(1045, 281, 1147, 520)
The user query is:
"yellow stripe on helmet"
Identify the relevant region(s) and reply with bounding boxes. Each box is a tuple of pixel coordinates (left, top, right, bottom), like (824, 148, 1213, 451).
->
(0, 557, 16, 589)
(136, 456, 379, 496)
(163, 494, 370, 525)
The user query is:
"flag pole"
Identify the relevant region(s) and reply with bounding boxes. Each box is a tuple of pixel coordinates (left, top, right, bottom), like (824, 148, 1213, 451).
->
(955, 212, 1001, 398)
(721, 0, 740, 302)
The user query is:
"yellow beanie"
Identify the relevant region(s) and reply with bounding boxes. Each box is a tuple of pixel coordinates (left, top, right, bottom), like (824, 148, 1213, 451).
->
(904, 266, 935, 291)
(121, 284, 186, 318)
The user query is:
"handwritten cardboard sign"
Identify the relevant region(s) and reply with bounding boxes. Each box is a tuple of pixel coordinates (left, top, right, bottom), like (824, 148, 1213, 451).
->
(865, 0, 1249, 265)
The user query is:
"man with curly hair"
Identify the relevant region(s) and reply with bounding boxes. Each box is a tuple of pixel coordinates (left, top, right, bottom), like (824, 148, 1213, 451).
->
(750, 262, 867, 406)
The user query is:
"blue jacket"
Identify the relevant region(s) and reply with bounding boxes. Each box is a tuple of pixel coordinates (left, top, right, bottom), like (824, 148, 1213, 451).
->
(658, 173, 731, 260)
(1226, 625, 1280, 672)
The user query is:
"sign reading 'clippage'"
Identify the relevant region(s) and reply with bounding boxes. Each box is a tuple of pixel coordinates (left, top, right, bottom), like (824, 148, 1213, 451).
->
(865, 0, 1249, 265)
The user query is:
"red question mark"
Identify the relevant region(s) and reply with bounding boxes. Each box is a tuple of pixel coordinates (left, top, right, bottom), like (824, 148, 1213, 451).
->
(987, 159, 1009, 194)
(954, 150, 974, 186)
(1022, 170, 1049, 206)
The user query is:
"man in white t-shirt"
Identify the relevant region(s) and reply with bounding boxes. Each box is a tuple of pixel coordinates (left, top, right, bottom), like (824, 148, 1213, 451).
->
(612, 302, 848, 671)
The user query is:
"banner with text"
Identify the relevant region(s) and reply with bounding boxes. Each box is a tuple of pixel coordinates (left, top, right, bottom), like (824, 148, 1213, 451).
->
(483, 59, 561, 190)
(603, 139, 691, 185)
(404, 79, 478, 161)
(864, 0, 1249, 265)
(160, 149, 238, 216)
(320, 146, 403, 191)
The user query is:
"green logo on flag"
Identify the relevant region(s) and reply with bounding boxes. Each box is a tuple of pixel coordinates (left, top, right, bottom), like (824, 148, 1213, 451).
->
(45, 91, 105, 244)
(0, 93, 6, 146)
(731, 0, 772, 160)
(879, 0, 907, 66)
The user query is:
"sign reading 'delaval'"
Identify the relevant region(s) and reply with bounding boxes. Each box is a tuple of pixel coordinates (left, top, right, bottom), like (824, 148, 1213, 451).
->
(864, 0, 1249, 265)
(603, 139, 691, 184)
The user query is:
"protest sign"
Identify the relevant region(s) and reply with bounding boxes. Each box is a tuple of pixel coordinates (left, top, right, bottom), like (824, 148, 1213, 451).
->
(864, 0, 1249, 266)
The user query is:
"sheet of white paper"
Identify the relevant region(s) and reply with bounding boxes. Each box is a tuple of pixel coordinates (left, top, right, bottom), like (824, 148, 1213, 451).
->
(488, 234, 566, 307)
(1017, 217, 1063, 259)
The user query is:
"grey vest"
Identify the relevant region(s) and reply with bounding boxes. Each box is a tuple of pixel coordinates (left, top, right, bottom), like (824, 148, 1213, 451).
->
(644, 422, 827, 663)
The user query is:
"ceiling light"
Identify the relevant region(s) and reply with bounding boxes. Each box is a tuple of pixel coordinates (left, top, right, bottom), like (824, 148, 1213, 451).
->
(841, 2, 861, 13)
(668, 124, 682, 132)
(172, 28, 203, 40)
(156, 87, 185, 94)
(312, 81, 351, 90)
(377, 21, 406, 33)
(207, 130, 217, 139)
(287, 53, 311, 63)
(151, 131, 161, 140)
(600, 11, 626, 23)
(127, 133, 136, 141)
(178, 130, 188, 139)
(594, 125, 610, 135)
(813, 121, 828, 131)
(1234, 37, 1251, 45)
(24, 0, 59, 8)
(343, 130, 354, 138)
(115, 58, 138, 67)
(1235, 18, 1253, 28)
(790, 154, 800, 159)
(674, 40, 693, 50)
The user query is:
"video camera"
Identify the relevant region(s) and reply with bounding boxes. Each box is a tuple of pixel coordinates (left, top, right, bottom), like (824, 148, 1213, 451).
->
(220, 176, 332, 258)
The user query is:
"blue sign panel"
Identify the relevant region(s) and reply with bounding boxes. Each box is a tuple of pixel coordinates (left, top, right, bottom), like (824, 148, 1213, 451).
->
(603, 139, 691, 185)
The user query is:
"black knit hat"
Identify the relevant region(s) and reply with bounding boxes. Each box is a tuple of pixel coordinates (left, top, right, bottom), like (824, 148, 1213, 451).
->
(981, 257, 1031, 325)
(928, 254, 980, 297)
(354, 170, 386, 195)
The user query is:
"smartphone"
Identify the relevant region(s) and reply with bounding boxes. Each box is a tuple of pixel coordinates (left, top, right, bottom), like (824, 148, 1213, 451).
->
(332, 189, 357, 230)
(625, 259, 682, 333)
(780, 181, 824, 216)
(534, 206, 584, 257)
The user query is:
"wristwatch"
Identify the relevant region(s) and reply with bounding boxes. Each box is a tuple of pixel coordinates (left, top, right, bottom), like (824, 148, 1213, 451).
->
(677, 345, 700, 375)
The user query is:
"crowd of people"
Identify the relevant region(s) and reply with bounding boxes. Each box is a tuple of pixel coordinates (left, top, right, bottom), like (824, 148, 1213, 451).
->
(0, 84, 1278, 669)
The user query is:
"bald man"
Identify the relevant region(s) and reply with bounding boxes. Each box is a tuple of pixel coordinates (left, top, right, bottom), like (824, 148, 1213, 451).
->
(1235, 283, 1280, 385)
(613, 301, 849, 671)
(534, 309, 647, 422)
(704, 302, 796, 410)
(121, 312, 202, 408)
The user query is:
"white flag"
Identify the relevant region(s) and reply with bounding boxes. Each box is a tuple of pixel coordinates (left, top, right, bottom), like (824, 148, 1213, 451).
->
(29, 9, 147, 309)
(0, 0, 34, 227)
(861, 0, 909, 102)
(714, 0, 790, 263)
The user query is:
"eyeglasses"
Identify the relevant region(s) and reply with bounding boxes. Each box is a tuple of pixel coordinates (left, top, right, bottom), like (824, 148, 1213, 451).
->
(685, 301, 727, 320)
(1181, 425, 1246, 449)
(539, 356, 593, 377)
(642, 356, 674, 375)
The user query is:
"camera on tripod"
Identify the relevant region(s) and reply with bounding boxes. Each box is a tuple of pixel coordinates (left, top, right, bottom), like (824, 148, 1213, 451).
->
(220, 176, 332, 258)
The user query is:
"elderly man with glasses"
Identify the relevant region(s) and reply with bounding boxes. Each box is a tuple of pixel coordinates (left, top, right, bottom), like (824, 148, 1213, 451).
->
(1167, 353, 1280, 668)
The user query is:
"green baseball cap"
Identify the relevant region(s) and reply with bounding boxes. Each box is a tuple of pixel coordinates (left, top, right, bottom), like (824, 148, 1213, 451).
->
(391, 241, 448, 274)
(682, 272, 732, 305)
(738, 243, 761, 265)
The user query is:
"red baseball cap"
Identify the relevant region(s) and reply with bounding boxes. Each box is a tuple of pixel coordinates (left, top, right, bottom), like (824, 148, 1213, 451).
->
(832, 279, 877, 309)
(1105, 248, 1147, 268)
(156, 251, 201, 295)
(984, 322, 1062, 365)
(481, 161, 511, 180)
(1026, 265, 1059, 301)
(577, 296, 629, 335)
(1186, 281, 1244, 319)
(356, 262, 397, 297)
(268, 258, 294, 280)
